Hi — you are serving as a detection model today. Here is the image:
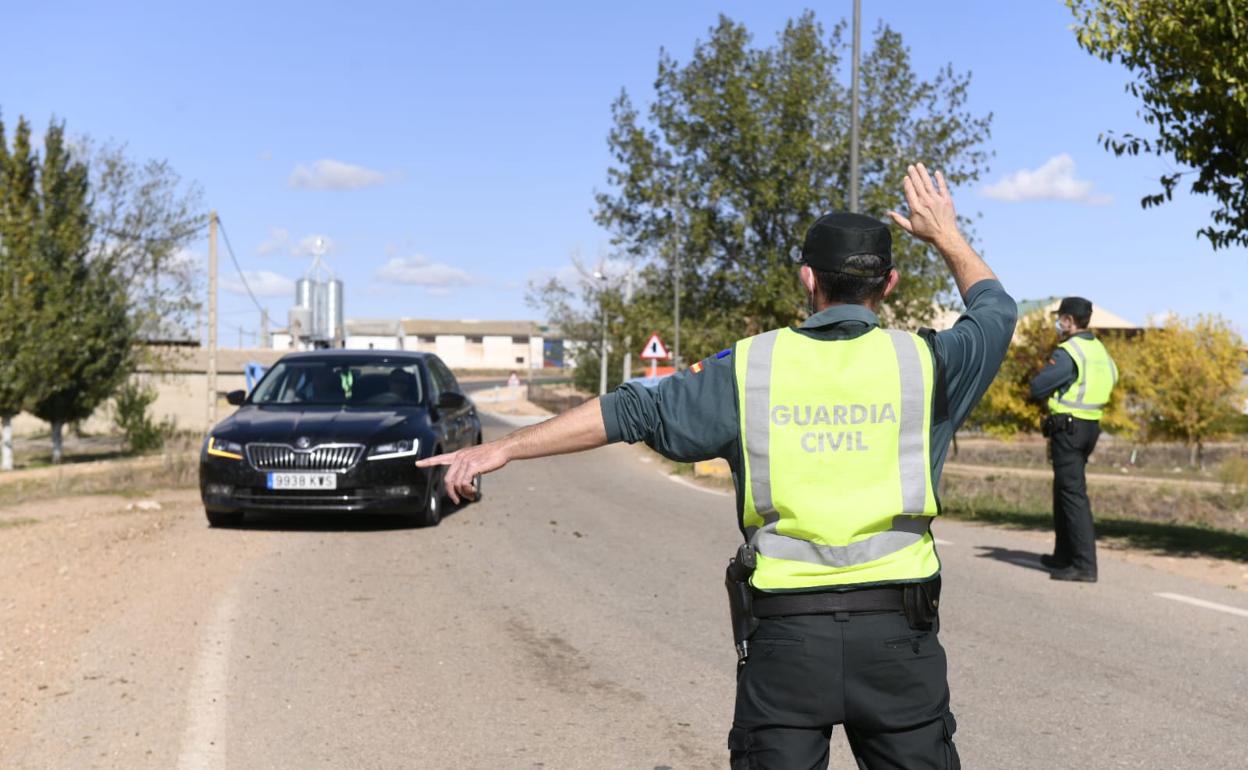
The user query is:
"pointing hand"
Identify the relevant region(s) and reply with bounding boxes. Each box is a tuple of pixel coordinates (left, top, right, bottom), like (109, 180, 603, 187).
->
(416, 442, 509, 504)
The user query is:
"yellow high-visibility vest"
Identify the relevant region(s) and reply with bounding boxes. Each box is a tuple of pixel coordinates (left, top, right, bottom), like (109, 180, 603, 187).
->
(1048, 335, 1117, 421)
(734, 327, 941, 591)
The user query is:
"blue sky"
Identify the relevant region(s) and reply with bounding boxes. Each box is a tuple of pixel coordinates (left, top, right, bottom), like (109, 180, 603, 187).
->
(4, 0, 1245, 344)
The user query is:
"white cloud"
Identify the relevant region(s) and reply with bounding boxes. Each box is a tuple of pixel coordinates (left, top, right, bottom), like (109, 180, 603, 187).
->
(288, 159, 395, 190)
(982, 154, 1111, 205)
(256, 227, 290, 256)
(223, 270, 294, 298)
(290, 234, 336, 258)
(376, 254, 475, 291)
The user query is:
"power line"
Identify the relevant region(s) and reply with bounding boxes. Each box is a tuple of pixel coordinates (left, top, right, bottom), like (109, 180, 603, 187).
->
(215, 217, 268, 317)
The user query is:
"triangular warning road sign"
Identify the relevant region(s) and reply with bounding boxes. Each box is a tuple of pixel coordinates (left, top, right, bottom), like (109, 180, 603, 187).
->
(640, 332, 670, 360)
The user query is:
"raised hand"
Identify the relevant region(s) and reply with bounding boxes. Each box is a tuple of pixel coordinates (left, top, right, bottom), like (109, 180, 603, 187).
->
(888, 163, 959, 248)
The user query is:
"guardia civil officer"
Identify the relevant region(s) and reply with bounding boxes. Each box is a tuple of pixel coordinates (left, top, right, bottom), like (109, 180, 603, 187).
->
(418, 164, 1017, 769)
(1029, 297, 1119, 583)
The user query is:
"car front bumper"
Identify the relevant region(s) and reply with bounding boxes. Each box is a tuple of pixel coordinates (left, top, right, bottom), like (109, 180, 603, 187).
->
(199, 453, 432, 515)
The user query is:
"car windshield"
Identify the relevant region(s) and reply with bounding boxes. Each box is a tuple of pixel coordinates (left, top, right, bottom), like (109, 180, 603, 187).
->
(249, 360, 423, 406)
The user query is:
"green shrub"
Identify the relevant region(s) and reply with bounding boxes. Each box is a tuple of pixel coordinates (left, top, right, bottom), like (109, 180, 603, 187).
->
(112, 381, 174, 453)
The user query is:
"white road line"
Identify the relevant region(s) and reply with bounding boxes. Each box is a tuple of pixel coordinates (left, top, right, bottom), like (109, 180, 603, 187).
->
(177, 585, 239, 770)
(665, 473, 733, 497)
(1155, 592, 1248, 619)
(934, 538, 954, 546)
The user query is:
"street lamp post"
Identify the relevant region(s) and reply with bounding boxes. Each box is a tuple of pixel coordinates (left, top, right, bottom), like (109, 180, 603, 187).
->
(673, 244, 681, 371)
(593, 269, 608, 395)
(621, 268, 634, 382)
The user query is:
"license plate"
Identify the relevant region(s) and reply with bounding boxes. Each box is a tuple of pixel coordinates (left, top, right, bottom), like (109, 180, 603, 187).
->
(267, 472, 337, 490)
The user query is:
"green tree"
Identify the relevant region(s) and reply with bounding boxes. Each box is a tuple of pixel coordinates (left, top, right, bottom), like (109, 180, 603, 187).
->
(27, 121, 135, 463)
(0, 116, 41, 470)
(580, 12, 992, 369)
(1068, 0, 1248, 249)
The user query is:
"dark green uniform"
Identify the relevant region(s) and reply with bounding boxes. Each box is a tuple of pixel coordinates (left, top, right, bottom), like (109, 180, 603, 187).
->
(600, 279, 1017, 769)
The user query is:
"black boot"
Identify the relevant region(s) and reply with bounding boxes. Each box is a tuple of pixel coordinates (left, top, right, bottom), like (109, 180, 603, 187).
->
(1050, 566, 1097, 583)
(1039, 553, 1071, 569)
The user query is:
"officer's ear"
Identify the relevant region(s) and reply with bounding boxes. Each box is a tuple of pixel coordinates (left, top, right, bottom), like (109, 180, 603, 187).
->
(881, 268, 900, 299)
(798, 264, 818, 297)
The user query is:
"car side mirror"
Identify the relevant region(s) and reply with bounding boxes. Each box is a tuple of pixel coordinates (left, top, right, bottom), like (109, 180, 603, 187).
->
(437, 391, 467, 409)
(226, 390, 247, 406)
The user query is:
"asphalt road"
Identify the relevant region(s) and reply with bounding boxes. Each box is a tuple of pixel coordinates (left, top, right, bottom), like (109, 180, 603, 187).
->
(7, 414, 1247, 769)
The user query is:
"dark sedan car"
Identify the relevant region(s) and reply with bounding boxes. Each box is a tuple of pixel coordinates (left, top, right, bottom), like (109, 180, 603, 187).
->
(200, 350, 482, 527)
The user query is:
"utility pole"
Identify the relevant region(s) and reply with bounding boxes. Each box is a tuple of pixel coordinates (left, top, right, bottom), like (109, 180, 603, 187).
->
(260, 308, 270, 348)
(671, 182, 682, 370)
(207, 211, 218, 431)
(849, 0, 862, 214)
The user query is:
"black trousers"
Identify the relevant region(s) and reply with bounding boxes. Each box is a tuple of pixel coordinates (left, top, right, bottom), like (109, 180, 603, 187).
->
(1049, 417, 1101, 572)
(729, 612, 958, 770)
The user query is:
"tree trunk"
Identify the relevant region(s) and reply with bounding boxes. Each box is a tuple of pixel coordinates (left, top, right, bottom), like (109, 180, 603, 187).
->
(51, 421, 64, 464)
(1, 417, 13, 471)
(1188, 441, 1198, 469)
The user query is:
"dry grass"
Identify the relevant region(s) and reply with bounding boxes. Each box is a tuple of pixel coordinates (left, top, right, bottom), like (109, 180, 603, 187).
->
(939, 473, 1248, 562)
(0, 451, 198, 508)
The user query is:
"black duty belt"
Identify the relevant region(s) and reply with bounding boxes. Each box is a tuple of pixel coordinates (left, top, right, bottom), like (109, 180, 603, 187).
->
(752, 586, 904, 618)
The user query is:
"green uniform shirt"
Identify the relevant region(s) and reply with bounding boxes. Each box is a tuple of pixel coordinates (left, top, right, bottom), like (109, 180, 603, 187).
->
(600, 279, 1018, 528)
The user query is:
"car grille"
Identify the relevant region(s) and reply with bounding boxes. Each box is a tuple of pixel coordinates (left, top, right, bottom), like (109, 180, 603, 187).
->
(246, 443, 365, 472)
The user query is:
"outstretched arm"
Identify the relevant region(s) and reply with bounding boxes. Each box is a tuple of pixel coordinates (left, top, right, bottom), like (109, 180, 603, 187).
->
(888, 163, 996, 297)
(416, 398, 607, 504)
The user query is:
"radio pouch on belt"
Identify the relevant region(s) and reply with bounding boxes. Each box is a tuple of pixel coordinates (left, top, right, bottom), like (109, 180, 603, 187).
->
(725, 543, 758, 663)
(902, 576, 941, 631)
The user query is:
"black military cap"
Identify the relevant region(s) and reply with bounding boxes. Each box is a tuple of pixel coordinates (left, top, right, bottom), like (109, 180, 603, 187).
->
(1055, 296, 1093, 319)
(799, 213, 893, 276)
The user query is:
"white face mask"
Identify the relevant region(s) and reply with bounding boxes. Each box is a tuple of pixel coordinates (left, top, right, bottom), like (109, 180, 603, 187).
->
(1055, 319, 1066, 336)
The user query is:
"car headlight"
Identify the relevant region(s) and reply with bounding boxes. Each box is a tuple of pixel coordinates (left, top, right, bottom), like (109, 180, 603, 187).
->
(367, 439, 419, 461)
(207, 437, 244, 460)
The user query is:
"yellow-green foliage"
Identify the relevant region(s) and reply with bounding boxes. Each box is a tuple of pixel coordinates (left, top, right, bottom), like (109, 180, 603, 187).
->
(969, 312, 1245, 453)
(1114, 315, 1246, 464)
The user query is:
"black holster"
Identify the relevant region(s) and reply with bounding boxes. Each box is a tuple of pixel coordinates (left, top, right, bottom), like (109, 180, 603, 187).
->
(725, 543, 758, 662)
(1041, 413, 1074, 438)
(902, 577, 942, 631)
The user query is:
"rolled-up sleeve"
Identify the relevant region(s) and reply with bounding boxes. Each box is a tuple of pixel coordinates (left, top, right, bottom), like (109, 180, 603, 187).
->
(600, 355, 740, 463)
(933, 279, 1019, 429)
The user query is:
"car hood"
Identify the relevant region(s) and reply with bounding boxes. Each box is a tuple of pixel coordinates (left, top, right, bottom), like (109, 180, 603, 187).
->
(214, 406, 422, 445)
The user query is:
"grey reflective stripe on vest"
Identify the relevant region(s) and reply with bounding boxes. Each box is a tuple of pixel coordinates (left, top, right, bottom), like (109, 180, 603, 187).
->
(1057, 339, 1108, 410)
(744, 330, 782, 528)
(884, 329, 929, 515)
(742, 328, 932, 567)
(752, 514, 931, 568)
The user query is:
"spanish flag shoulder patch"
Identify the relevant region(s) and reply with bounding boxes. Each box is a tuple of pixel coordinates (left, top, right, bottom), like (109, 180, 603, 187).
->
(690, 361, 705, 374)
